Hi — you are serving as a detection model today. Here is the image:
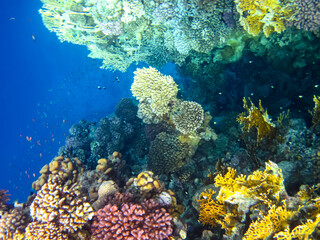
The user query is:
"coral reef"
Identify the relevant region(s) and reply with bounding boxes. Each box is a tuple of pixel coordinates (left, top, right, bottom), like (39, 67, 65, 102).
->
(131, 67, 178, 124)
(290, 0, 320, 31)
(234, 0, 295, 37)
(196, 161, 320, 239)
(172, 101, 204, 135)
(28, 176, 94, 237)
(91, 192, 173, 240)
(39, 0, 234, 71)
(237, 98, 276, 142)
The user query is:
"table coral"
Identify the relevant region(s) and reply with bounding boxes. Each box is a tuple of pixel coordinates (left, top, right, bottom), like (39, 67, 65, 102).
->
(91, 194, 173, 239)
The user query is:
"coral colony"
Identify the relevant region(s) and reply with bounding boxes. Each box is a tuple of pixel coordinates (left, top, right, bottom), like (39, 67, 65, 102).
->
(2, 0, 320, 239)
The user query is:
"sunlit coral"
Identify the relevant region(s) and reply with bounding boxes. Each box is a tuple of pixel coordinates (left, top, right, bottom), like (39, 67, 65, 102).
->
(234, 0, 295, 37)
(131, 67, 178, 123)
(29, 176, 94, 235)
(243, 203, 294, 240)
(237, 98, 276, 142)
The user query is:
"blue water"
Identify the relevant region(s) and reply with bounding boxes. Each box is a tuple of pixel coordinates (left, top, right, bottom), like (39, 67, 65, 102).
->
(0, 0, 143, 202)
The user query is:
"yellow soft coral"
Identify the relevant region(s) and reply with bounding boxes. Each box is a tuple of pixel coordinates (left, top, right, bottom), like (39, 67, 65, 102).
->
(275, 214, 320, 240)
(244, 202, 294, 240)
(237, 98, 276, 142)
(215, 161, 286, 205)
(310, 95, 320, 126)
(198, 161, 287, 234)
(198, 189, 227, 227)
(234, 0, 295, 37)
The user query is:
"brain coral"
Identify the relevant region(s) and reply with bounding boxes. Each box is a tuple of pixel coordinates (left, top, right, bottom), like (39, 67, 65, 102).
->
(29, 176, 94, 236)
(131, 67, 178, 123)
(172, 101, 204, 135)
(148, 132, 190, 174)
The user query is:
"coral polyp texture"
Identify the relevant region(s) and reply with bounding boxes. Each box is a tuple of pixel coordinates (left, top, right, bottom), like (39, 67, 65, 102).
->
(131, 67, 178, 124)
(172, 101, 204, 135)
(290, 0, 320, 31)
(27, 176, 94, 237)
(91, 193, 173, 240)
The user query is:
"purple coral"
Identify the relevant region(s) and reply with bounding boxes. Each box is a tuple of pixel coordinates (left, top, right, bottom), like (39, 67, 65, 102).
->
(290, 0, 320, 31)
(91, 193, 173, 240)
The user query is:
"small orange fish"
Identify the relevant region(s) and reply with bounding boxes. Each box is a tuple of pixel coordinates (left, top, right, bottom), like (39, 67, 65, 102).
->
(33, 173, 36, 178)
(40, 153, 42, 157)
(26, 136, 32, 141)
(52, 138, 55, 142)
(37, 141, 41, 146)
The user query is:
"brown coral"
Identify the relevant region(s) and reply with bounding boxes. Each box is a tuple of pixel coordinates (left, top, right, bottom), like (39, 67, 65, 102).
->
(172, 101, 204, 135)
(29, 176, 94, 236)
(148, 132, 190, 174)
(0, 205, 31, 239)
(32, 156, 84, 191)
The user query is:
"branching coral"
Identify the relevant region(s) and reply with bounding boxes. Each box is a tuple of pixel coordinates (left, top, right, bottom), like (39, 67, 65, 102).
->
(243, 203, 293, 240)
(91, 193, 173, 239)
(290, 0, 320, 31)
(28, 176, 94, 237)
(237, 98, 276, 142)
(234, 0, 295, 37)
(131, 67, 178, 123)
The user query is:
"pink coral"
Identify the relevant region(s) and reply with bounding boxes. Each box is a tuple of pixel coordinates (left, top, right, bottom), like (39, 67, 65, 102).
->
(91, 195, 173, 240)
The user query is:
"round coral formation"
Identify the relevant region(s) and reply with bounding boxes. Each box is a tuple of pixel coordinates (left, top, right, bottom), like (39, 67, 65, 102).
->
(172, 101, 204, 135)
(91, 195, 173, 240)
(131, 67, 178, 123)
(133, 171, 162, 193)
(148, 132, 190, 174)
